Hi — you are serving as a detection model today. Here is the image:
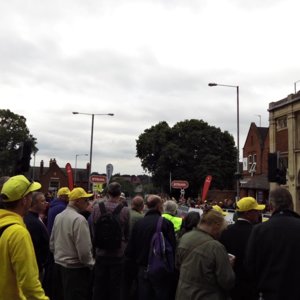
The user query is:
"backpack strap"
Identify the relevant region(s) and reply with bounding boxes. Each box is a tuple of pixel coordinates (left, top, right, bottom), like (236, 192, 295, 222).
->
(0, 224, 16, 238)
(156, 216, 163, 233)
(99, 201, 107, 215)
(112, 203, 123, 216)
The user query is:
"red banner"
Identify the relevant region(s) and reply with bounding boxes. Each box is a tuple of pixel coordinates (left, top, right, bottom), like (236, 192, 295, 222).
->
(201, 175, 212, 201)
(65, 163, 74, 191)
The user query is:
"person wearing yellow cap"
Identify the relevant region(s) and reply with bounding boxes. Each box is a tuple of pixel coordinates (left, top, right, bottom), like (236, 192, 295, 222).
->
(47, 186, 70, 235)
(212, 204, 228, 216)
(219, 196, 265, 300)
(50, 187, 94, 300)
(0, 175, 48, 300)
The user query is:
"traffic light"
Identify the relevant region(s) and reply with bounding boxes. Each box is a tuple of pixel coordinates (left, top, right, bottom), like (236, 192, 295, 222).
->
(14, 141, 32, 174)
(268, 152, 287, 184)
(268, 153, 277, 182)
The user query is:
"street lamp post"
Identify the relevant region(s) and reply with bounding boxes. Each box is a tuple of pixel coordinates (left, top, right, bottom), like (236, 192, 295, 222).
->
(72, 112, 114, 191)
(208, 82, 240, 201)
(75, 153, 88, 185)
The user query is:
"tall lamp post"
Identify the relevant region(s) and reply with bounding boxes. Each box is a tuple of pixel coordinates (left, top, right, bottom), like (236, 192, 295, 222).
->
(72, 112, 114, 190)
(208, 82, 240, 201)
(75, 153, 88, 185)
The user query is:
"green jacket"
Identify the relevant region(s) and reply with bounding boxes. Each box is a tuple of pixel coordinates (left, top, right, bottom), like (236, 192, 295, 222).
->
(0, 209, 48, 300)
(176, 228, 235, 300)
(162, 213, 182, 232)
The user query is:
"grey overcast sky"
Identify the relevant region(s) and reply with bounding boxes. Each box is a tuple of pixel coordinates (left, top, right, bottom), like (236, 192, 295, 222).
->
(1, 0, 299, 175)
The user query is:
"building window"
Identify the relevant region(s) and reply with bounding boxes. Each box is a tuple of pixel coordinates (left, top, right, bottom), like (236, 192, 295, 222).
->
(49, 179, 60, 192)
(276, 116, 287, 130)
(248, 155, 252, 170)
(296, 113, 300, 149)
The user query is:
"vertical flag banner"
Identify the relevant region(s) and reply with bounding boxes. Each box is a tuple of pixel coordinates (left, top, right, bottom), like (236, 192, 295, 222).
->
(106, 163, 113, 183)
(65, 163, 74, 191)
(201, 175, 212, 201)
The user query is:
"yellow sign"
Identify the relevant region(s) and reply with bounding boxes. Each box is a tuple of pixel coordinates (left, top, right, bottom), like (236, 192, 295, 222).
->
(93, 183, 103, 192)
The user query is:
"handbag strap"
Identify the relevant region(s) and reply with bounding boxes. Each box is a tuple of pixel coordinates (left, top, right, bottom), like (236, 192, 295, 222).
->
(156, 216, 163, 233)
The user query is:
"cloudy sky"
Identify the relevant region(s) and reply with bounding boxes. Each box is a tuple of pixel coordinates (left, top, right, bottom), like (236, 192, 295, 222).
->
(1, 0, 299, 176)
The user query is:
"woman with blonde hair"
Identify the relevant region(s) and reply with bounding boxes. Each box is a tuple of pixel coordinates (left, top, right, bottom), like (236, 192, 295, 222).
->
(175, 209, 235, 300)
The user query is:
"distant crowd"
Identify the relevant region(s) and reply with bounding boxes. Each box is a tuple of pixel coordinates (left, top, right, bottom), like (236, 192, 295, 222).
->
(1, 175, 300, 300)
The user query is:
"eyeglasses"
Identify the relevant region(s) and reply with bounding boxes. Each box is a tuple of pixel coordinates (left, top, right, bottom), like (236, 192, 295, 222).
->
(21, 179, 33, 198)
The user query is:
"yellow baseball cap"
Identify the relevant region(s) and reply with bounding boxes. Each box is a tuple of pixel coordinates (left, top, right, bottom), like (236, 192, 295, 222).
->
(236, 197, 265, 212)
(1, 175, 41, 202)
(57, 187, 70, 197)
(212, 205, 228, 216)
(68, 187, 93, 201)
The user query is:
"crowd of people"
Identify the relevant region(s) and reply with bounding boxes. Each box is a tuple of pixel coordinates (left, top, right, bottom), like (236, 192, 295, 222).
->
(1, 175, 300, 300)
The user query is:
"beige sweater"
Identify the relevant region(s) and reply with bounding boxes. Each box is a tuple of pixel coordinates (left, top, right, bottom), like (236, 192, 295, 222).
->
(50, 205, 94, 268)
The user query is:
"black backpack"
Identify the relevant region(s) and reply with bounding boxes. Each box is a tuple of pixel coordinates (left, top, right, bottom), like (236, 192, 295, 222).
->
(93, 202, 123, 250)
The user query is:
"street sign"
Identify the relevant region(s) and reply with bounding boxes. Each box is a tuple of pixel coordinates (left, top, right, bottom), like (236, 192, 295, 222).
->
(106, 163, 113, 183)
(171, 180, 189, 189)
(89, 175, 106, 184)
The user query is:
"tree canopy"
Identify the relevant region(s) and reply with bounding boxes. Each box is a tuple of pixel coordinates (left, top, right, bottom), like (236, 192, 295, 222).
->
(136, 119, 237, 197)
(0, 109, 37, 176)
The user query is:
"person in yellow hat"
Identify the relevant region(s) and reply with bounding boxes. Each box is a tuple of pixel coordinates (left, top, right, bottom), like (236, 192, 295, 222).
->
(47, 186, 70, 235)
(0, 175, 48, 300)
(219, 196, 265, 300)
(50, 187, 94, 300)
(212, 204, 228, 216)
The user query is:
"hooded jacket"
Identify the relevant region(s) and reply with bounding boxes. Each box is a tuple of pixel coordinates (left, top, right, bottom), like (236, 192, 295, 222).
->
(47, 198, 67, 235)
(0, 209, 48, 300)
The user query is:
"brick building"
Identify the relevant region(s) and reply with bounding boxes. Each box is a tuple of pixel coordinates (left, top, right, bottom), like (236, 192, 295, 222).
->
(30, 159, 90, 194)
(240, 122, 269, 203)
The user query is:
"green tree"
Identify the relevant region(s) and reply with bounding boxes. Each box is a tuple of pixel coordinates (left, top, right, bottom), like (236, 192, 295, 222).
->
(0, 109, 37, 176)
(136, 119, 236, 197)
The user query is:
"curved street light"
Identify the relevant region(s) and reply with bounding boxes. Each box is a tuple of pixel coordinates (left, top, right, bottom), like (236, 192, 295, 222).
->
(208, 82, 240, 201)
(72, 112, 114, 190)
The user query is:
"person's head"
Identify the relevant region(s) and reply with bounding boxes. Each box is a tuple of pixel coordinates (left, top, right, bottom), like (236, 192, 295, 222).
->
(163, 200, 178, 216)
(107, 182, 121, 198)
(131, 195, 144, 213)
(199, 209, 226, 239)
(0, 176, 10, 208)
(57, 187, 70, 203)
(236, 196, 265, 224)
(212, 205, 228, 216)
(269, 187, 293, 212)
(146, 194, 163, 212)
(30, 192, 47, 214)
(68, 187, 93, 212)
(182, 211, 200, 231)
(0, 175, 41, 216)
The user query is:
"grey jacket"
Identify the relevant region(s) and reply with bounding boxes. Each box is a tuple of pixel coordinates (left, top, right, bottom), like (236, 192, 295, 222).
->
(176, 228, 235, 300)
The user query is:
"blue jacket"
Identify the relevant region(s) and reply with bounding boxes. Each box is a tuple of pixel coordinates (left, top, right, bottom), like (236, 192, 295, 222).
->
(47, 199, 67, 235)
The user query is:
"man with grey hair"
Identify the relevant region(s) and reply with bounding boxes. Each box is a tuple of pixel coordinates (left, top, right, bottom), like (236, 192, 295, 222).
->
(245, 187, 300, 300)
(162, 200, 182, 234)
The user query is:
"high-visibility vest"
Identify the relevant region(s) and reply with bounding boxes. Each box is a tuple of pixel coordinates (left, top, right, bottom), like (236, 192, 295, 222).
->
(162, 213, 182, 232)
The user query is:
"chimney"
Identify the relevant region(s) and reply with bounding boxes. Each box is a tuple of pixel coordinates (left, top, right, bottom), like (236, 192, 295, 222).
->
(40, 160, 44, 176)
